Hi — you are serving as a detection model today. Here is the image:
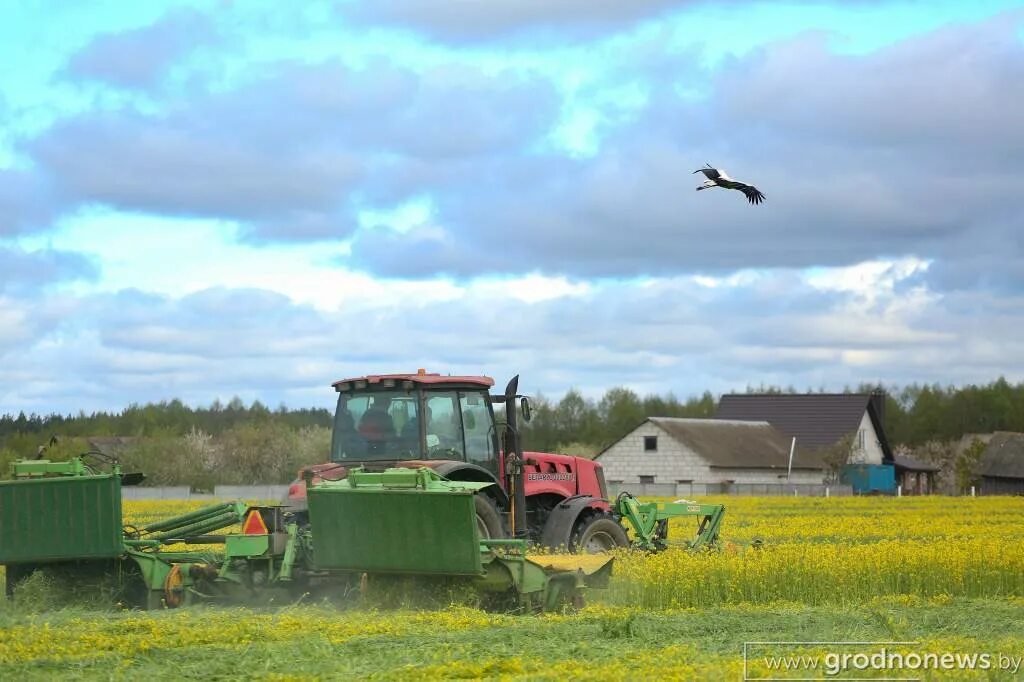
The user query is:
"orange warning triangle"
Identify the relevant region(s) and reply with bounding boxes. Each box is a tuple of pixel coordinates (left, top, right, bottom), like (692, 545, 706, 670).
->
(242, 509, 269, 535)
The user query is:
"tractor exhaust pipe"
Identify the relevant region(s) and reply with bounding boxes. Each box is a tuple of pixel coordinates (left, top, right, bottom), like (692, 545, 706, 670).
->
(503, 375, 528, 540)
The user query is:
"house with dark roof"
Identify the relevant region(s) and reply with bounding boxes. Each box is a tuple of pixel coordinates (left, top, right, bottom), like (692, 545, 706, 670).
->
(594, 417, 827, 493)
(715, 392, 936, 494)
(974, 432, 1024, 495)
(86, 436, 138, 456)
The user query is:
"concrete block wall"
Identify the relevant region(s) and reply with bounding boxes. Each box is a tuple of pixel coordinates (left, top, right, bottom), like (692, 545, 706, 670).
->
(121, 485, 289, 501)
(122, 486, 192, 500)
(709, 467, 824, 485)
(213, 484, 290, 500)
(597, 422, 713, 485)
(606, 481, 854, 498)
(597, 421, 827, 487)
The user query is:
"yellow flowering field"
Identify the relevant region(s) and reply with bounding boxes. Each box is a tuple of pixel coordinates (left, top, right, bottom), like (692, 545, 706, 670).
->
(1, 496, 1022, 679)
(683, 495, 1024, 544)
(606, 495, 1024, 608)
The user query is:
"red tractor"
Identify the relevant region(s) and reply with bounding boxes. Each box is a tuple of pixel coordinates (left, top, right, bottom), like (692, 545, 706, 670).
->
(287, 371, 633, 552)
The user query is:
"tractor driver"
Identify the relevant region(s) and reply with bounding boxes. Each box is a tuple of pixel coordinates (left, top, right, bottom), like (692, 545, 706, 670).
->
(399, 404, 457, 456)
(399, 405, 433, 455)
(358, 399, 395, 455)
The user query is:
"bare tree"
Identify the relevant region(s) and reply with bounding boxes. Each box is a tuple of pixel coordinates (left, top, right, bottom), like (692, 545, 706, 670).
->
(820, 432, 855, 484)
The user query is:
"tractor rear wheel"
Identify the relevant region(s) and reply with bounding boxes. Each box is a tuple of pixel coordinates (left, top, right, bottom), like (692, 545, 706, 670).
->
(570, 513, 629, 553)
(474, 494, 506, 540)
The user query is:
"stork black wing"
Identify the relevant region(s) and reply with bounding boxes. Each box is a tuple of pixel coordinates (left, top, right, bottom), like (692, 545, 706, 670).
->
(740, 184, 765, 205)
(717, 179, 765, 204)
(692, 166, 720, 180)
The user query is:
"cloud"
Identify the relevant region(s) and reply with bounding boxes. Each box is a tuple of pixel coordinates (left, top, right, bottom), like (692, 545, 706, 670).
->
(0, 247, 96, 359)
(0, 169, 58, 236)
(3, 261, 1023, 413)
(715, 21, 1024, 158)
(340, 0, 689, 43)
(0, 246, 98, 293)
(39, 13, 1022, 280)
(346, 16, 1024, 282)
(64, 9, 218, 89)
(30, 59, 560, 241)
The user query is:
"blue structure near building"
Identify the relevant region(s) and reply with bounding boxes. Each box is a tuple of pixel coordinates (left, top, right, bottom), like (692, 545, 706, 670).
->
(841, 463, 896, 494)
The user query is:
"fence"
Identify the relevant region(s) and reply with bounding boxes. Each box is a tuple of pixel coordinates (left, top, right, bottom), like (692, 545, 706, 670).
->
(122, 485, 289, 501)
(606, 481, 854, 498)
(124, 482, 853, 501)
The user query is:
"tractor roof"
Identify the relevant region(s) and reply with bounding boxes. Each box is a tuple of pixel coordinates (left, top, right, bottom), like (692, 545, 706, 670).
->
(332, 371, 494, 391)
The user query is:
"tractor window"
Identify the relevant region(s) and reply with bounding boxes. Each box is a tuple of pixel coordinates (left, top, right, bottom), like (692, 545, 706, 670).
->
(424, 391, 465, 459)
(460, 391, 497, 472)
(331, 390, 420, 461)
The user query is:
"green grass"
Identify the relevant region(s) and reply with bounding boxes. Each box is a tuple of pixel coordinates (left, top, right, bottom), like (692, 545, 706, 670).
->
(1, 599, 1022, 679)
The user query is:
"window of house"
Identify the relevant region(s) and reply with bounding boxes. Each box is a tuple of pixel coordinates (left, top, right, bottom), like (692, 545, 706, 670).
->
(855, 428, 866, 450)
(643, 436, 658, 451)
(639, 475, 655, 484)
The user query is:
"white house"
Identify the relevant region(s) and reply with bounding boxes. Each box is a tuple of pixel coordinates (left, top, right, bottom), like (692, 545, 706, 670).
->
(594, 417, 826, 493)
(715, 392, 892, 465)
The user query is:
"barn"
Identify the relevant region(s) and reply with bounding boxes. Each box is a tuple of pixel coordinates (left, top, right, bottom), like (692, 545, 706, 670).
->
(974, 432, 1024, 495)
(593, 417, 826, 495)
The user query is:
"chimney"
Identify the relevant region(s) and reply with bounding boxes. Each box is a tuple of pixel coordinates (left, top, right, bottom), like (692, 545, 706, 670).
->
(869, 389, 886, 429)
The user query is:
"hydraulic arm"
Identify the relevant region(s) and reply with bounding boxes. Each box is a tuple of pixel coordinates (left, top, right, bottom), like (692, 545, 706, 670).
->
(612, 491, 724, 552)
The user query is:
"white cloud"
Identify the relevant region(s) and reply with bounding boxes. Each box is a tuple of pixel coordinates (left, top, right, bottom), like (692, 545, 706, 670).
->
(2, 256, 1022, 414)
(806, 258, 930, 298)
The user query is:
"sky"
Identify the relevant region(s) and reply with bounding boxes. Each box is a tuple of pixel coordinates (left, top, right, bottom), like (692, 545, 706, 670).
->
(1, 0, 1023, 414)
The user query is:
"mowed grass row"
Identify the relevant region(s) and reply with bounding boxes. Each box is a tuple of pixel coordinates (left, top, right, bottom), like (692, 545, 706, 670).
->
(1, 599, 1022, 679)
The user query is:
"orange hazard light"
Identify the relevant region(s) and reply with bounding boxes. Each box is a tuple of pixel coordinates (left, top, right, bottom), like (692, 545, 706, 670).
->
(242, 510, 269, 535)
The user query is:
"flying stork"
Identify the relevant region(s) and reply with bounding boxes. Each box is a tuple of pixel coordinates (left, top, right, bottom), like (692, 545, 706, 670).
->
(694, 164, 765, 205)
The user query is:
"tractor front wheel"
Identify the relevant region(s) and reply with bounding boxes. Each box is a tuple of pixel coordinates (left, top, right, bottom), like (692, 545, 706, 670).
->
(474, 494, 506, 540)
(570, 513, 629, 553)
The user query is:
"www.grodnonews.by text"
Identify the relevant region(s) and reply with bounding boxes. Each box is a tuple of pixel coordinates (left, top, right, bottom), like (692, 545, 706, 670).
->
(746, 644, 1022, 678)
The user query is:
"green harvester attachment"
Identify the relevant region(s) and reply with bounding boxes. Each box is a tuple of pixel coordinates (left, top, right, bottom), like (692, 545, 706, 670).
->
(308, 467, 612, 612)
(0, 459, 124, 564)
(0, 453, 732, 613)
(1, 457, 612, 613)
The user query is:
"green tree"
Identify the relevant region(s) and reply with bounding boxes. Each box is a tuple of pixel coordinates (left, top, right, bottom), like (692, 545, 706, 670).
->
(955, 437, 986, 494)
(597, 387, 644, 446)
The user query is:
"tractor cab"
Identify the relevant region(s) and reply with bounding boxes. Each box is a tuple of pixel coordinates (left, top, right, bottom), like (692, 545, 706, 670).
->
(328, 371, 501, 476)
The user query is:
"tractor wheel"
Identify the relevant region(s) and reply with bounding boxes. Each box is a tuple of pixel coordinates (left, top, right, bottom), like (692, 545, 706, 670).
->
(570, 513, 630, 553)
(474, 494, 506, 540)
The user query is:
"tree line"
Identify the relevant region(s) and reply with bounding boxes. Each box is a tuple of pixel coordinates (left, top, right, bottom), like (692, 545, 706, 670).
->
(0, 399, 332, 489)
(1, 377, 1022, 486)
